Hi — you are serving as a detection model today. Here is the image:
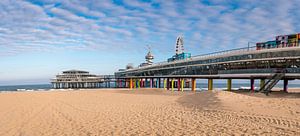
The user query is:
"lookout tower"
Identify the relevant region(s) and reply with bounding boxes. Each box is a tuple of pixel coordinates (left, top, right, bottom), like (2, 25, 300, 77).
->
(145, 45, 154, 65)
(139, 45, 154, 67)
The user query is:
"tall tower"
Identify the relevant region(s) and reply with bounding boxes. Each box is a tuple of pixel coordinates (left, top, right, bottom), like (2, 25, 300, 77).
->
(145, 45, 154, 65)
(175, 36, 184, 55)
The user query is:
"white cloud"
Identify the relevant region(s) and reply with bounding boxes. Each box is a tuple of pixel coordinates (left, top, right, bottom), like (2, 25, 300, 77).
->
(0, 0, 299, 57)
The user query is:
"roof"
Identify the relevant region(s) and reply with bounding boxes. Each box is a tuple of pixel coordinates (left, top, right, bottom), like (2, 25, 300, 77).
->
(62, 69, 89, 73)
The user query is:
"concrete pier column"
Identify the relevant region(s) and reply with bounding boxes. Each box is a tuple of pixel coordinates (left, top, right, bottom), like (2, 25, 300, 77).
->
(181, 79, 184, 92)
(145, 78, 148, 88)
(260, 79, 265, 89)
(141, 79, 143, 88)
(167, 78, 170, 90)
(134, 79, 137, 89)
(158, 78, 161, 88)
(115, 79, 118, 88)
(124, 80, 126, 88)
(129, 78, 133, 89)
(138, 79, 141, 88)
(119, 80, 122, 88)
(208, 79, 213, 91)
(150, 78, 153, 88)
(177, 78, 181, 91)
(283, 79, 288, 92)
(227, 79, 232, 91)
(171, 79, 174, 92)
(191, 78, 196, 92)
(164, 79, 167, 90)
(250, 79, 255, 92)
(156, 79, 159, 88)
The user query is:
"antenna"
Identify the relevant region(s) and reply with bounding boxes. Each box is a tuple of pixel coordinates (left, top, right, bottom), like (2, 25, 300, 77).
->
(146, 45, 152, 52)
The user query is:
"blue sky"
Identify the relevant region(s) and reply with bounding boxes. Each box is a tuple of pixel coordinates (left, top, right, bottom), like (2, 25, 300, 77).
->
(0, 0, 300, 85)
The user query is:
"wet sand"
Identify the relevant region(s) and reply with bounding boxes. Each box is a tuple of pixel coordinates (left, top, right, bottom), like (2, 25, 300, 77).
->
(0, 89, 299, 135)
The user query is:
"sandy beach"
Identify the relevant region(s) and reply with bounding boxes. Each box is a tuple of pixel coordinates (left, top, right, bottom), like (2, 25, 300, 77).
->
(0, 89, 299, 135)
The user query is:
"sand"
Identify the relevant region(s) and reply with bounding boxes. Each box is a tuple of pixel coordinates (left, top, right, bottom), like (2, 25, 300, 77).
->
(0, 89, 299, 135)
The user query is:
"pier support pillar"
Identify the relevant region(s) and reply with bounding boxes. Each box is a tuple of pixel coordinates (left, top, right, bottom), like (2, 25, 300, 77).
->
(167, 78, 170, 90)
(138, 79, 141, 88)
(250, 79, 255, 92)
(227, 79, 232, 91)
(115, 79, 118, 88)
(177, 78, 181, 91)
(171, 79, 174, 92)
(191, 78, 196, 92)
(150, 78, 153, 88)
(141, 79, 144, 88)
(129, 78, 133, 89)
(156, 79, 159, 88)
(208, 79, 213, 91)
(181, 79, 184, 92)
(164, 79, 167, 90)
(158, 78, 161, 88)
(260, 79, 265, 89)
(283, 79, 288, 92)
(134, 79, 137, 89)
(144, 78, 147, 88)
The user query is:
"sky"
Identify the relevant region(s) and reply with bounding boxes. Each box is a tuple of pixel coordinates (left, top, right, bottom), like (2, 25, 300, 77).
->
(0, 0, 300, 85)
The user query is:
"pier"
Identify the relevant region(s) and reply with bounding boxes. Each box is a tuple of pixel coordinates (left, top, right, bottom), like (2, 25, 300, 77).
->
(115, 34, 300, 95)
(50, 34, 300, 95)
(51, 70, 114, 89)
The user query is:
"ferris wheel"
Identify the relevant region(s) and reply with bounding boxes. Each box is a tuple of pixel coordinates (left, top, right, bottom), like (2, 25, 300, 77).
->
(175, 36, 184, 55)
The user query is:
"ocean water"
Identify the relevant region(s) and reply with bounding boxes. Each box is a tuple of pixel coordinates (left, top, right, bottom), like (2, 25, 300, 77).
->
(0, 84, 52, 91)
(0, 82, 299, 92)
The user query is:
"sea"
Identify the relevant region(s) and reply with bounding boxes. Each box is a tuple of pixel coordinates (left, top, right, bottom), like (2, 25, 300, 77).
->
(0, 82, 299, 92)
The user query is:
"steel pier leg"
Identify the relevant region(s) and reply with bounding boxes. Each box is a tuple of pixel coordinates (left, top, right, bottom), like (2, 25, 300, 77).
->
(130, 78, 133, 89)
(227, 79, 232, 91)
(208, 79, 213, 91)
(283, 79, 288, 92)
(177, 78, 181, 91)
(181, 79, 184, 92)
(149, 78, 152, 88)
(167, 78, 170, 90)
(164, 79, 167, 90)
(260, 79, 265, 89)
(250, 79, 255, 92)
(158, 78, 161, 88)
(191, 78, 196, 92)
(171, 79, 174, 92)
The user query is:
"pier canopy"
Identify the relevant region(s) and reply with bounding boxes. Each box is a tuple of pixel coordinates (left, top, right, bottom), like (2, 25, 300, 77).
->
(51, 70, 104, 89)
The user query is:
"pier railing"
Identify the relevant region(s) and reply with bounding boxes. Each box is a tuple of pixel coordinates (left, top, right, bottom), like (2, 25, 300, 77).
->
(218, 68, 300, 74)
(192, 46, 257, 59)
(130, 46, 257, 70)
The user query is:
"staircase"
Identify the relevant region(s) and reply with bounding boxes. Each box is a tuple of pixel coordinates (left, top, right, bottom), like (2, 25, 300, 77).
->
(259, 70, 286, 95)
